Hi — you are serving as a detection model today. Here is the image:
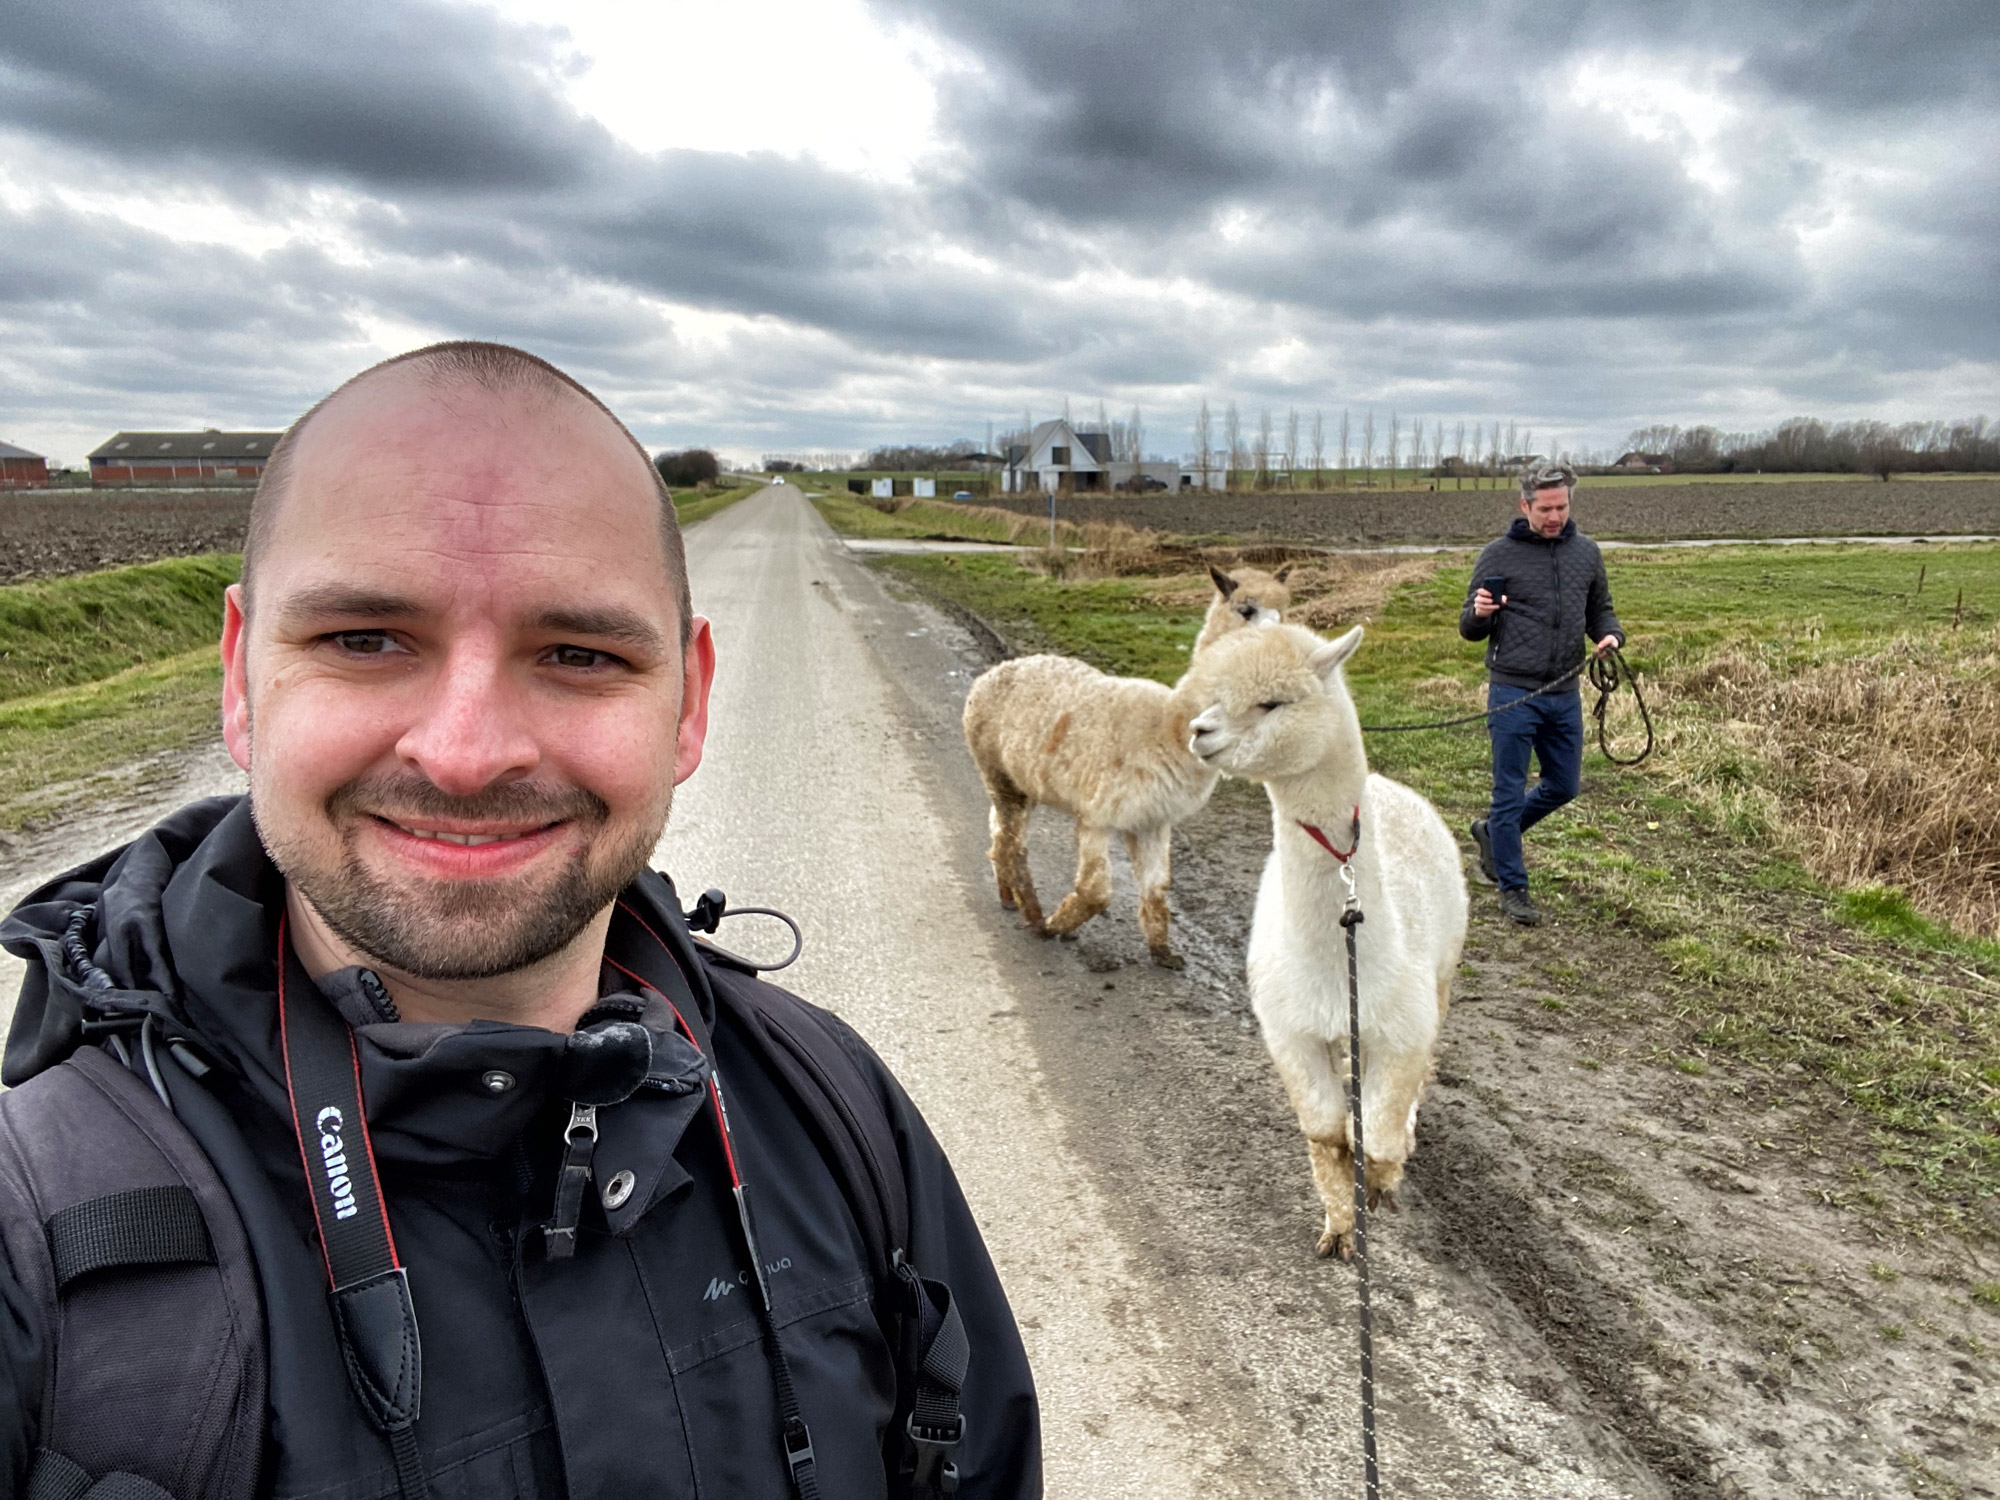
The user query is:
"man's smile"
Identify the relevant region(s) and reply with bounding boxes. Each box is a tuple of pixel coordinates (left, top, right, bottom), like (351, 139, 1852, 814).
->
(363, 813, 576, 876)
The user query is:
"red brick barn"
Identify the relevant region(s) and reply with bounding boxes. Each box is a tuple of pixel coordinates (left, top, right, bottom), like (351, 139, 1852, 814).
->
(0, 441, 48, 489)
(89, 429, 282, 487)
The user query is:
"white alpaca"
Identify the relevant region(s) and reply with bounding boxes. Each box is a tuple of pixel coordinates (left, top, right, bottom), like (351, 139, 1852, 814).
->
(1187, 623, 1468, 1257)
(961, 567, 1292, 967)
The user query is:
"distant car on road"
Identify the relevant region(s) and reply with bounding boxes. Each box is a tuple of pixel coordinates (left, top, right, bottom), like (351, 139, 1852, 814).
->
(772, 475, 786, 484)
(954, 490, 973, 499)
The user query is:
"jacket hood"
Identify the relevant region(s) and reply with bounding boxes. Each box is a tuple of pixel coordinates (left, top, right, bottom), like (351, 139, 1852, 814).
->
(1508, 516, 1577, 544)
(1, 796, 718, 1174)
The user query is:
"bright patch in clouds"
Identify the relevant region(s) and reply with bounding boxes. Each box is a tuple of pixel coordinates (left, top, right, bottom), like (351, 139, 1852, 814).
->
(1569, 56, 1740, 193)
(480, 0, 948, 178)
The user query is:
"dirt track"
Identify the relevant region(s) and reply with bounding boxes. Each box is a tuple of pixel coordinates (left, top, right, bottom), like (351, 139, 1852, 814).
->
(984, 479, 2000, 544)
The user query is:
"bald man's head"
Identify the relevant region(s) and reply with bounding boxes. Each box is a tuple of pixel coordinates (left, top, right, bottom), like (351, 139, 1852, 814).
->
(243, 341, 691, 645)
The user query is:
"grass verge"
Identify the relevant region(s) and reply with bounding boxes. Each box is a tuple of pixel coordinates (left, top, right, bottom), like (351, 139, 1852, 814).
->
(674, 482, 765, 527)
(0, 649, 223, 832)
(0, 554, 237, 699)
(875, 541, 2000, 1231)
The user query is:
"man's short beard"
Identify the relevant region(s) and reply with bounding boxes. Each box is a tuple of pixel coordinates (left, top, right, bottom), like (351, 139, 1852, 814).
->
(259, 773, 667, 981)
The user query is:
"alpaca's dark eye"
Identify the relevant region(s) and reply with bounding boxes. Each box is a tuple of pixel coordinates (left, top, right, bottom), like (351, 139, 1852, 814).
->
(1258, 700, 1285, 712)
(1236, 604, 1257, 619)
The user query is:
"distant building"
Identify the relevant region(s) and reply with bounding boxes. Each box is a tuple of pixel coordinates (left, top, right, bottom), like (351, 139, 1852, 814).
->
(1003, 419, 1209, 494)
(89, 429, 283, 487)
(1612, 451, 1674, 473)
(0, 441, 48, 490)
(1004, 420, 1110, 494)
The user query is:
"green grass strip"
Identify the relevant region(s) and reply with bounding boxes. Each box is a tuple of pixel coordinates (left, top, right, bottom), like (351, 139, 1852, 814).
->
(0, 554, 238, 702)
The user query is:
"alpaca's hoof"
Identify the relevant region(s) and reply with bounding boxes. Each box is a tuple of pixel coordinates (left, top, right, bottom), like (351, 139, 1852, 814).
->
(1150, 948, 1186, 970)
(1316, 1226, 1355, 1260)
(1057, 931, 1079, 943)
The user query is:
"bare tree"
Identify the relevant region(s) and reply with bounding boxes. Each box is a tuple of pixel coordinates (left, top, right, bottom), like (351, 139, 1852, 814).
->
(1255, 410, 1273, 489)
(1339, 409, 1351, 487)
(1386, 412, 1401, 488)
(1311, 409, 1325, 489)
(1454, 420, 1467, 490)
(1361, 410, 1377, 487)
(1195, 399, 1212, 492)
(1130, 405, 1144, 474)
(1489, 423, 1504, 488)
(1283, 408, 1300, 491)
(1224, 403, 1242, 492)
(1504, 420, 1519, 467)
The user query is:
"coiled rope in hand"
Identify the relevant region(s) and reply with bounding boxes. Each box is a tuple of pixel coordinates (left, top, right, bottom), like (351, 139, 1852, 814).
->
(1359, 643, 1654, 766)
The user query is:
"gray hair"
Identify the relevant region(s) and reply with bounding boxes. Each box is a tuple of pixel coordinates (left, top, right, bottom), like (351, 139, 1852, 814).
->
(1518, 460, 1577, 500)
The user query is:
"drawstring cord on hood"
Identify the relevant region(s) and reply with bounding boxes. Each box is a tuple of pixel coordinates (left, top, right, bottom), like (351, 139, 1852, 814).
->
(63, 905, 176, 1111)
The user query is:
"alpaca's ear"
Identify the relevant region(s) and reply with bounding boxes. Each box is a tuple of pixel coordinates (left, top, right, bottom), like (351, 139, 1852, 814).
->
(1273, 563, 1294, 583)
(1208, 564, 1237, 598)
(1308, 626, 1364, 682)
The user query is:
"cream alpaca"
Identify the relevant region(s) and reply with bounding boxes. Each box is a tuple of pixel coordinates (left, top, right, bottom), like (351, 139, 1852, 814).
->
(1187, 623, 1468, 1258)
(1194, 563, 1292, 652)
(963, 567, 1290, 967)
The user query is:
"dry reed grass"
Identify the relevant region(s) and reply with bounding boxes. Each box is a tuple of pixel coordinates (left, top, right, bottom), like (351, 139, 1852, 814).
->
(1134, 551, 1447, 626)
(1669, 626, 2000, 937)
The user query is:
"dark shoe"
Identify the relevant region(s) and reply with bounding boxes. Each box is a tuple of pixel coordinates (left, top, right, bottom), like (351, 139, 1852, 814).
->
(1499, 888, 1542, 926)
(1469, 819, 1497, 886)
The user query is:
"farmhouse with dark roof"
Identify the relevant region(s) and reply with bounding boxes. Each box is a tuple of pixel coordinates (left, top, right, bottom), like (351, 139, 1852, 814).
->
(89, 429, 284, 487)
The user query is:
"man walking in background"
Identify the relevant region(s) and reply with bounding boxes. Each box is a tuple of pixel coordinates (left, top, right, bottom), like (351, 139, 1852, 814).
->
(1460, 461, 1624, 926)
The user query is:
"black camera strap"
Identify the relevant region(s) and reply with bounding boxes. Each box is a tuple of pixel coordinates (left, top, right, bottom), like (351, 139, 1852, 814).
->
(277, 920, 430, 1500)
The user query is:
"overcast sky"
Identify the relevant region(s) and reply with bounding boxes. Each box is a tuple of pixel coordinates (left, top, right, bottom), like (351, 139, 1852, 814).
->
(2, 0, 1995, 466)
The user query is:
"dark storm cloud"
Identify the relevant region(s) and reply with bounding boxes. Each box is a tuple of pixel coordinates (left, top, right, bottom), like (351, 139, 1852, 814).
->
(0, 0, 603, 188)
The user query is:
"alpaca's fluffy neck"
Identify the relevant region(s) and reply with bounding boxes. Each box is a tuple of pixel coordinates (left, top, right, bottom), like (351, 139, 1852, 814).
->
(1261, 718, 1370, 849)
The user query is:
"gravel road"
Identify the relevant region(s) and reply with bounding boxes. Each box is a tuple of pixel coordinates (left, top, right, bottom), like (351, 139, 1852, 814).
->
(0, 486, 1675, 1495)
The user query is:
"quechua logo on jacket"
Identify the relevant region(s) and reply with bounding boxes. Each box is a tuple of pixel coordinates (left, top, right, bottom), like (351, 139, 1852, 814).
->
(314, 1106, 360, 1220)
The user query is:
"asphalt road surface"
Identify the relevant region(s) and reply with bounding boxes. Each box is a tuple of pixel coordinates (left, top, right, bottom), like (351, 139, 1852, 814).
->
(661, 486, 1666, 1497)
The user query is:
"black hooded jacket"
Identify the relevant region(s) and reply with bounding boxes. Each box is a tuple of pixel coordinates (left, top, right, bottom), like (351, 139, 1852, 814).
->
(1458, 517, 1623, 691)
(0, 797, 1041, 1498)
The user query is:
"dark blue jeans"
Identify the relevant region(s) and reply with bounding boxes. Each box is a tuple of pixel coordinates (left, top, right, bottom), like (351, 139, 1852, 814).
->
(1486, 684, 1584, 891)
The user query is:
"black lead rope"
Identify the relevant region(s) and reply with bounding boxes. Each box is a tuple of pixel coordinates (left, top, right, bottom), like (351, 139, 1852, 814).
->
(1337, 871, 1381, 1500)
(1359, 644, 1654, 768)
(277, 920, 431, 1500)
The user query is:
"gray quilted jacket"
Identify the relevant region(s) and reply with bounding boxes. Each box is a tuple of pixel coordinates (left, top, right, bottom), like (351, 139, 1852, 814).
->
(1459, 518, 1623, 691)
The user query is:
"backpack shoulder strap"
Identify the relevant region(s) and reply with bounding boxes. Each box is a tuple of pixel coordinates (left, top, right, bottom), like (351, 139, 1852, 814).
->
(0, 1045, 264, 1500)
(694, 954, 909, 1280)
(694, 953, 968, 1497)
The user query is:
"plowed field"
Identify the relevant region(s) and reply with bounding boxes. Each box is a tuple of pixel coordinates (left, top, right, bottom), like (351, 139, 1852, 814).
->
(985, 479, 2000, 544)
(0, 489, 250, 581)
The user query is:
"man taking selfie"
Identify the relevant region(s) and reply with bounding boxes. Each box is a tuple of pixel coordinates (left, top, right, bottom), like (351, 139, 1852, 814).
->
(0, 343, 1040, 1498)
(1460, 461, 1624, 927)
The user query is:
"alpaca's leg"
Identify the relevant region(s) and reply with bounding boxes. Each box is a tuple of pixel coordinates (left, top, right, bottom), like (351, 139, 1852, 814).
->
(985, 792, 1041, 928)
(1263, 1026, 1357, 1258)
(1359, 1039, 1435, 1210)
(1124, 826, 1181, 969)
(1044, 821, 1113, 935)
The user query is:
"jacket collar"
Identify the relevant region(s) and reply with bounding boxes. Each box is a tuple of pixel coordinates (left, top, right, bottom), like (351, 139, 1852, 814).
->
(1507, 516, 1577, 544)
(3, 796, 719, 1221)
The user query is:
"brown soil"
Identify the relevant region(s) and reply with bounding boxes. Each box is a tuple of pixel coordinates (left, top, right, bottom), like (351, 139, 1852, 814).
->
(982, 481, 2000, 546)
(0, 489, 250, 581)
